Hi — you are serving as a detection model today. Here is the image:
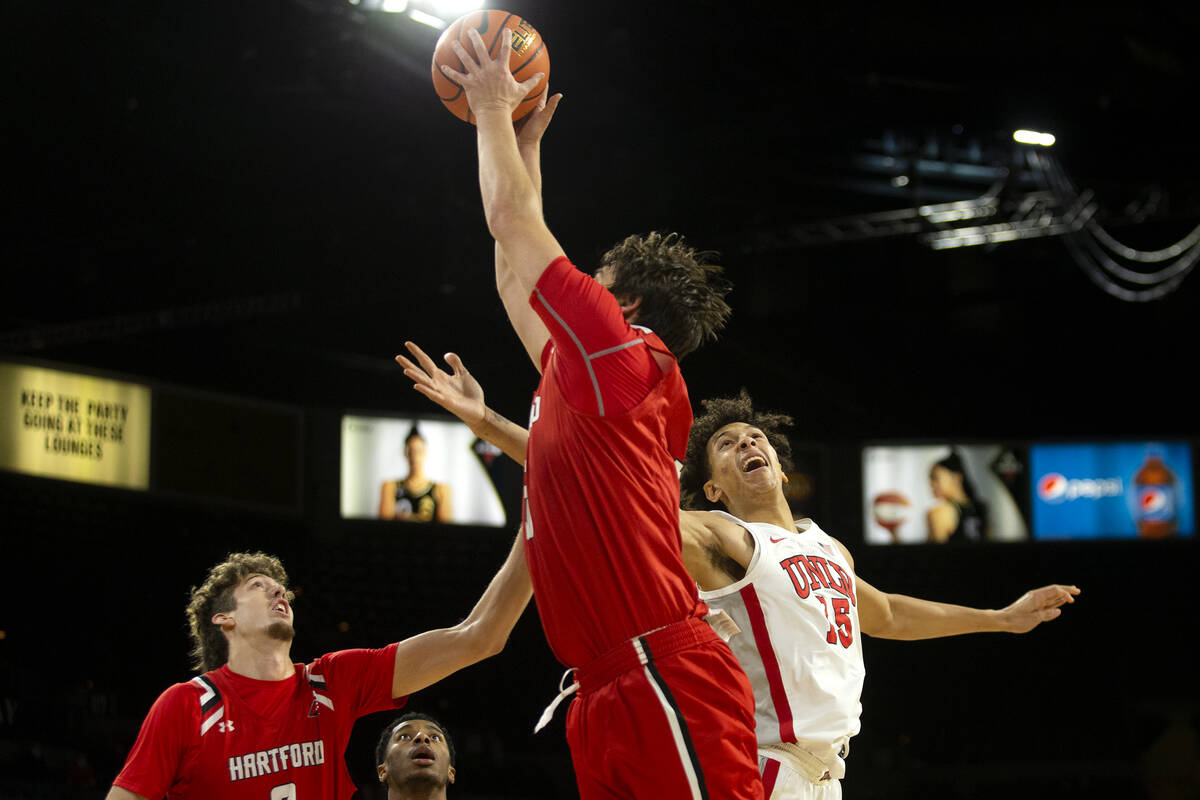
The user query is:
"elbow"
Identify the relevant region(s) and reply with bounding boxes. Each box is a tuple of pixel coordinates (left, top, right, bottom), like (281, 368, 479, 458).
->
(456, 621, 508, 662)
(484, 201, 540, 248)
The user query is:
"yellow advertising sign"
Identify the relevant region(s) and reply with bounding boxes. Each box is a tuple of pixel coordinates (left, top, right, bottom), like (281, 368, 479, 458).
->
(0, 362, 151, 489)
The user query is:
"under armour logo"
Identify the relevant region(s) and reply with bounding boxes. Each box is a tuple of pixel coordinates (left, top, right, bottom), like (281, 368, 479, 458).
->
(218, 720, 235, 733)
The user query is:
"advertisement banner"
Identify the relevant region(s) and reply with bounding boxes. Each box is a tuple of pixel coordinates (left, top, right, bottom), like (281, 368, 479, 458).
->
(1030, 441, 1194, 539)
(0, 362, 151, 490)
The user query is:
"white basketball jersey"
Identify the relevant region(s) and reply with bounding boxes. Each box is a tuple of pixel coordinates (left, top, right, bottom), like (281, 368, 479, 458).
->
(699, 511, 864, 765)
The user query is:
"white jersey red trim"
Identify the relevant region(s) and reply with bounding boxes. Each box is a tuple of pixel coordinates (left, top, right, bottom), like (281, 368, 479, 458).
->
(699, 512, 864, 774)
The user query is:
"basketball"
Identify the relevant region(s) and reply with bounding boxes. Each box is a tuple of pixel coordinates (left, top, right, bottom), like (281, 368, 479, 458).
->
(431, 9, 550, 124)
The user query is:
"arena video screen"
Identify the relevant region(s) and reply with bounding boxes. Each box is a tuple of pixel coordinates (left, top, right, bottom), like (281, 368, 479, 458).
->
(1030, 441, 1194, 540)
(862, 443, 1032, 545)
(340, 413, 518, 528)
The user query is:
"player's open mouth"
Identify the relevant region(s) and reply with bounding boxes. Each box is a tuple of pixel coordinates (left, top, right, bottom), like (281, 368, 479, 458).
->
(742, 455, 768, 473)
(273, 601, 289, 616)
(411, 745, 435, 766)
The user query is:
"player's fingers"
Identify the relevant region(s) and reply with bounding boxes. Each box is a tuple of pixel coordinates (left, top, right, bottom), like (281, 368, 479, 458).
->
(439, 63, 466, 84)
(464, 28, 493, 64)
(395, 355, 426, 378)
(400, 365, 428, 382)
(444, 352, 470, 376)
(412, 384, 442, 403)
(516, 72, 544, 96)
(405, 341, 442, 376)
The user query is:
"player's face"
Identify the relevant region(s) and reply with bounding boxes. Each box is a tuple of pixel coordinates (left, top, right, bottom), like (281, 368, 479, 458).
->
(405, 436, 427, 471)
(929, 465, 962, 500)
(703, 422, 786, 508)
(378, 719, 455, 789)
(224, 573, 294, 641)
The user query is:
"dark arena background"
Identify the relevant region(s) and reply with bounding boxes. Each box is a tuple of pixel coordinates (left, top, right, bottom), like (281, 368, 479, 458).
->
(3, 2, 1199, 798)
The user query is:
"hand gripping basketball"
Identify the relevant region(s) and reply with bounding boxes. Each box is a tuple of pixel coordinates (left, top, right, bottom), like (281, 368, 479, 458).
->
(431, 9, 550, 124)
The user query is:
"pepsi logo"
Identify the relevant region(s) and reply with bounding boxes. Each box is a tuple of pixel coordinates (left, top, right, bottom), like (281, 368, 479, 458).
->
(1139, 487, 1167, 513)
(1038, 473, 1068, 503)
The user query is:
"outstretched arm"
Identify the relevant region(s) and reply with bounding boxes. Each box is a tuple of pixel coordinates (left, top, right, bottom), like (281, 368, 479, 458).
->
(858, 577, 1080, 640)
(495, 93, 563, 368)
(834, 539, 1080, 640)
(396, 341, 529, 465)
(443, 29, 563, 327)
(390, 531, 531, 698)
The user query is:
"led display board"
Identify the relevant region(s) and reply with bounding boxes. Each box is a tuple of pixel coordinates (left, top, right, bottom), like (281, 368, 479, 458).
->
(1030, 441, 1194, 540)
(340, 413, 511, 527)
(862, 443, 1031, 544)
(0, 362, 152, 490)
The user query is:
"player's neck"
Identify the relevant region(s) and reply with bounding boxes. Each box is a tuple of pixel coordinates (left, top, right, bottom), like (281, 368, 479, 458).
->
(225, 638, 294, 681)
(728, 494, 795, 530)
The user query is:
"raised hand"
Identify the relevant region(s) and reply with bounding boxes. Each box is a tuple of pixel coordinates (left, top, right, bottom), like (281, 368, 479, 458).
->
(395, 341, 486, 428)
(1002, 584, 1081, 633)
(515, 90, 563, 149)
(439, 27, 545, 118)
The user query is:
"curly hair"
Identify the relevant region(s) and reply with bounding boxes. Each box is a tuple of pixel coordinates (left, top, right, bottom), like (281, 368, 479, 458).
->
(601, 231, 731, 360)
(185, 552, 293, 673)
(376, 712, 456, 768)
(680, 389, 794, 510)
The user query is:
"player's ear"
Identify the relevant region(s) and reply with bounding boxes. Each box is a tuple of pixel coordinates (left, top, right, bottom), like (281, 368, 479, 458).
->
(703, 479, 724, 504)
(447, 766, 456, 784)
(377, 762, 387, 783)
(212, 611, 235, 630)
(616, 294, 642, 323)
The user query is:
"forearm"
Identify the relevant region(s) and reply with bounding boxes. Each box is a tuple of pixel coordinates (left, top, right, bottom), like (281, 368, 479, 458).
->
(519, 141, 543, 209)
(477, 110, 541, 245)
(391, 533, 531, 697)
(474, 406, 529, 466)
(871, 593, 1005, 640)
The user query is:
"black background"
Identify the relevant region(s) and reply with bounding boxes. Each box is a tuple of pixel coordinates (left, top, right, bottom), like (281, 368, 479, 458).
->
(2, 2, 1198, 798)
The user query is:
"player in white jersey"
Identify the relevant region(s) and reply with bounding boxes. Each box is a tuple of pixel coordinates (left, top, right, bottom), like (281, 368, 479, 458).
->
(392, 345, 1081, 800)
(678, 390, 1079, 799)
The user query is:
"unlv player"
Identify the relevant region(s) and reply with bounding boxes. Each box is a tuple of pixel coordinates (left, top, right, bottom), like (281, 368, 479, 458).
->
(106, 543, 529, 800)
(437, 26, 760, 800)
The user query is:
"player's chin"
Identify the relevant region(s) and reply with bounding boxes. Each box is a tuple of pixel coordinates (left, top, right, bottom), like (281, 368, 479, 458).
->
(267, 620, 295, 642)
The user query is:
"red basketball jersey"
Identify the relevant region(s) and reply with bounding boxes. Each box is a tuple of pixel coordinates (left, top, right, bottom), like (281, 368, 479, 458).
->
(113, 644, 404, 800)
(522, 257, 706, 668)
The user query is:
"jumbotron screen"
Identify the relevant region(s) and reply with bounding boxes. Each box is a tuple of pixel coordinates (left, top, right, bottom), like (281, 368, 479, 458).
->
(339, 413, 516, 527)
(862, 443, 1032, 545)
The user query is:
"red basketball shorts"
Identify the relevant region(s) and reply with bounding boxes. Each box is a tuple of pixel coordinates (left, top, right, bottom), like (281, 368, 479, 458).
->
(565, 617, 762, 800)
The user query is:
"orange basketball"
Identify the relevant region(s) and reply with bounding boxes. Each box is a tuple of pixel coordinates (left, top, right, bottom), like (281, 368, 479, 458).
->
(431, 9, 549, 124)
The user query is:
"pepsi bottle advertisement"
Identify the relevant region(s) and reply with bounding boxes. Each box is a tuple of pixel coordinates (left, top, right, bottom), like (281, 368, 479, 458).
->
(1030, 441, 1194, 540)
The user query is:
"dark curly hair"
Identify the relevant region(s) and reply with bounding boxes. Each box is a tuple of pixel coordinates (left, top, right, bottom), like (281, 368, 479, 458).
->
(601, 231, 731, 360)
(185, 552, 294, 673)
(376, 712, 456, 768)
(680, 389, 794, 510)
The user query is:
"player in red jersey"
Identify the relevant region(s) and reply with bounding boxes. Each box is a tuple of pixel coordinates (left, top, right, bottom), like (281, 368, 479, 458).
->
(105, 544, 529, 800)
(436, 28, 760, 800)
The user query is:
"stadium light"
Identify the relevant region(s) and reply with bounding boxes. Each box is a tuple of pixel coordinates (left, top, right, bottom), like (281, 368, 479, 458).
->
(1013, 129, 1056, 147)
